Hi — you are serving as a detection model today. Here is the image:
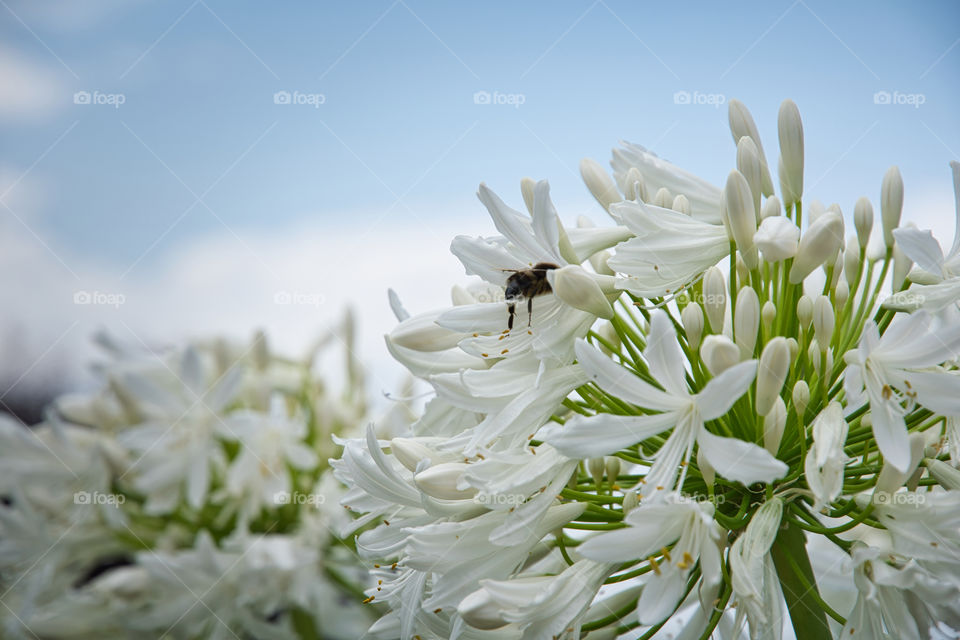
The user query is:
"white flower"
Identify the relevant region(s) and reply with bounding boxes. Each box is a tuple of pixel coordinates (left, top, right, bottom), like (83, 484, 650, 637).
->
(843, 311, 960, 471)
(611, 142, 724, 223)
(753, 215, 800, 262)
(729, 498, 786, 639)
(459, 559, 614, 637)
(804, 402, 849, 511)
(544, 311, 787, 495)
(578, 494, 723, 625)
(607, 199, 730, 298)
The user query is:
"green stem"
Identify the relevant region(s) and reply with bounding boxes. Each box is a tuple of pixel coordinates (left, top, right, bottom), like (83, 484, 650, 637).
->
(770, 521, 832, 640)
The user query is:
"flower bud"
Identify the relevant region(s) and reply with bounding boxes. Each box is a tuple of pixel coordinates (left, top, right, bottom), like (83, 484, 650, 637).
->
(589, 249, 615, 277)
(778, 99, 804, 203)
(843, 236, 860, 288)
(892, 239, 912, 292)
(588, 457, 606, 489)
(881, 166, 903, 249)
(702, 267, 727, 332)
(623, 167, 645, 201)
(807, 341, 833, 376)
(762, 197, 781, 221)
(672, 194, 690, 214)
(925, 458, 960, 491)
(812, 295, 834, 351)
(580, 158, 620, 212)
(735, 286, 760, 359)
(701, 334, 740, 376)
(736, 254, 749, 289)
(792, 380, 810, 418)
(605, 457, 621, 485)
(854, 197, 873, 250)
(682, 302, 705, 350)
(756, 337, 791, 416)
(835, 280, 849, 308)
(789, 212, 844, 284)
(459, 589, 507, 630)
(797, 295, 813, 329)
(807, 200, 826, 226)
(728, 99, 775, 196)
(778, 156, 797, 206)
(761, 301, 776, 335)
(622, 489, 639, 515)
(697, 447, 715, 489)
(754, 215, 800, 262)
(654, 187, 673, 208)
(451, 284, 474, 306)
(597, 321, 621, 357)
(764, 397, 787, 454)
(520, 177, 536, 215)
(786, 337, 799, 360)
(737, 136, 763, 220)
(415, 462, 476, 500)
(549, 265, 615, 319)
(724, 169, 759, 269)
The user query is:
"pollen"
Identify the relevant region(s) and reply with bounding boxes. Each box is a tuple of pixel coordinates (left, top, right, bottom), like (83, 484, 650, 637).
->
(481, 353, 489, 357)
(363, 596, 375, 604)
(433, 608, 442, 614)
(676, 551, 694, 569)
(473, 333, 479, 338)
(383, 520, 390, 526)
(501, 348, 509, 354)
(661, 547, 672, 561)
(648, 555, 661, 575)
(527, 330, 533, 335)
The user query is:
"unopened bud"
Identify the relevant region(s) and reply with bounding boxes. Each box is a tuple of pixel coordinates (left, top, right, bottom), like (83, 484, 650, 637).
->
(737, 136, 763, 220)
(697, 447, 715, 489)
(764, 397, 787, 454)
(926, 458, 960, 491)
(597, 321, 621, 357)
(892, 240, 912, 292)
(605, 457, 621, 485)
(701, 334, 740, 376)
(654, 187, 673, 208)
(580, 158, 620, 212)
(735, 287, 760, 359)
(835, 280, 849, 308)
(756, 337, 791, 416)
(702, 267, 727, 333)
(549, 265, 615, 319)
(623, 167, 645, 201)
(754, 215, 800, 262)
(844, 236, 860, 288)
(728, 99, 774, 196)
(854, 197, 873, 250)
(672, 194, 691, 214)
(792, 381, 810, 418)
(724, 169, 759, 269)
(415, 462, 476, 500)
(812, 296, 835, 351)
(786, 337, 799, 360)
(590, 249, 616, 277)
(459, 589, 507, 630)
(761, 301, 776, 335)
(588, 457, 606, 489)
(789, 212, 844, 284)
(778, 99, 804, 203)
(797, 295, 813, 329)
(761, 195, 781, 219)
(881, 166, 904, 249)
(622, 489, 639, 515)
(682, 302, 705, 350)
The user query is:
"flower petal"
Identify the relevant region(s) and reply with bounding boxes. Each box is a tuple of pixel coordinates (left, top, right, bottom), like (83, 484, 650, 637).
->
(696, 428, 787, 485)
(575, 339, 684, 412)
(542, 412, 676, 459)
(695, 360, 758, 420)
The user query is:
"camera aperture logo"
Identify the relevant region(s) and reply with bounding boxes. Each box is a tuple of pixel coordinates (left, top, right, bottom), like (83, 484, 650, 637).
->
(73, 90, 126, 109)
(473, 90, 525, 108)
(273, 290, 324, 307)
(873, 90, 925, 108)
(74, 491, 125, 506)
(273, 491, 325, 507)
(673, 90, 726, 108)
(73, 290, 125, 308)
(273, 90, 326, 108)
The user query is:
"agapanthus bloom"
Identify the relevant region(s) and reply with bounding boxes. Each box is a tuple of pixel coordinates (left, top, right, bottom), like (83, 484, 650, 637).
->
(340, 98, 960, 640)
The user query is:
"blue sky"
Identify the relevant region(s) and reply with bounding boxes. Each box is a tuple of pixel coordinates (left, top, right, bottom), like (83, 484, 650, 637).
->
(0, 0, 958, 401)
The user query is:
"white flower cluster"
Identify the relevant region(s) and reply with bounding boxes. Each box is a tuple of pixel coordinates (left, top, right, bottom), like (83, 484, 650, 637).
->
(0, 316, 375, 640)
(337, 100, 960, 639)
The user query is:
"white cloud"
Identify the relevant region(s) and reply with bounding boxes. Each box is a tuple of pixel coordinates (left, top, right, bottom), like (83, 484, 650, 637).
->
(0, 45, 68, 124)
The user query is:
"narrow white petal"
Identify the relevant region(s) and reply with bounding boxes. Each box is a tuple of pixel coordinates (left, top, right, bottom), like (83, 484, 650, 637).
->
(697, 428, 788, 484)
(893, 227, 945, 277)
(542, 411, 676, 458)
(645, 311, 689, 397)
(575, 339, 684, 411)
(695, 360, 758, 420)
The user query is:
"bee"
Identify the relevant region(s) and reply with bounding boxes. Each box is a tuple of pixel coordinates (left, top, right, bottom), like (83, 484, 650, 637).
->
(503, 262, 560, 331)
